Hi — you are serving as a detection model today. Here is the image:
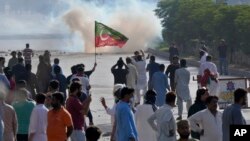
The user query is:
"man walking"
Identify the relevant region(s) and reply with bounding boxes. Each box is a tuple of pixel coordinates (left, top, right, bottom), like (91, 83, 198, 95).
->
(189, 96, 222, 141)
(47, 92, 73, 141)
(146, 55, 159, 89)
(115, 87, 137, 141)
(29, 93, 48, 141)
(222, 88, 247, 141)
(165, 56, 180, 91)
(175, 59, 192, 120)
(148, 92, 177, 141)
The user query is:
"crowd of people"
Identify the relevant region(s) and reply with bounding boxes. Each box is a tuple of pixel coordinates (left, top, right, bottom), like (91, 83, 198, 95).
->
(0, 40, 247, 141)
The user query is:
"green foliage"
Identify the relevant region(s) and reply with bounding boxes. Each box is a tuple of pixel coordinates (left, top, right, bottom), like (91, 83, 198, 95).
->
(155, 0, 250, 56)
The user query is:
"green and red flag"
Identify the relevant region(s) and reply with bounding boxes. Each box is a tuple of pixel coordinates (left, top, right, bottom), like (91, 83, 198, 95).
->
(95, 21, 128, 48)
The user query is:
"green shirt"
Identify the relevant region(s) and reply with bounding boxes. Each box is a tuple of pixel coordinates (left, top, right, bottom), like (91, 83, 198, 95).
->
(13, 100, 35, 134)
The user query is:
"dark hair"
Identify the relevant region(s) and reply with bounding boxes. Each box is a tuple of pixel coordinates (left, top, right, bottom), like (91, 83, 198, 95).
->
(3, 67, 12, 79)
(117, 58, 124, 68)
(52, 92, 64, 105)
(120, 87, 134, 99)
(234, 88, 247, 103)
(49, 80, 59, 90)
(159, 64, 165, 71)
(165, 91, 176, 104)
(54, 65, 61, 74)
(69, 81, 82, 93)
(195, 88, 207, 103)
(205, 96, 218, 104)
(71, 65, 77, 74)
(126, 57, 132, 64)
(86, 126, 102, 141)
(54, 58, 59, 64)
(36, 93, 46, 104)
(26, 43, 29, 48)
(150, 55, 155, 61)
(206, 55, 212, 61)
(180, 59, 187, 67)
(77, 66, 84, 72)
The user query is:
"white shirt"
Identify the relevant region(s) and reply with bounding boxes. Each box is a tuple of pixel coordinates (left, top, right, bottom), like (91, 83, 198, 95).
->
(135, 104, 157, 141)
(131, 58, 147, 89)
(126, 63, 138, 89)
(148, 104, 176, 141)
(189, 109, 222, 141)
(199, 61, 219, 77)
(200, 52, 208, 64)
(29, 104, 48, 141)
(175, 67, 191, 101)
(105, 103, 117, 126)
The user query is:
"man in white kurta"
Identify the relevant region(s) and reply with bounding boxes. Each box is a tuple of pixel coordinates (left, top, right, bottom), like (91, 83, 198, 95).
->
(199, 55, 219, 96)
(175, 59, 192, 120)
(29, 94, 48, 141)
(148, 92, 177, 141)
(135, 90, 157, 141)
(126, 57, 138, 90)
(131, 55, 147, 105)
(188, 96, 222, 141)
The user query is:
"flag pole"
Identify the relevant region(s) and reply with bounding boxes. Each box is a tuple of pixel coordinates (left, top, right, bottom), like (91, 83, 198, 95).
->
(95, 46, 97, 63)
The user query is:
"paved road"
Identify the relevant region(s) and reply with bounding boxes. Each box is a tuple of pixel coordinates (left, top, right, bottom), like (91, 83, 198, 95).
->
(13, 52, 250, 140)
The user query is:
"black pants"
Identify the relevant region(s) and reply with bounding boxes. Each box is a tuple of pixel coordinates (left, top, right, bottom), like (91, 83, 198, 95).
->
(17, 134, 28, 141)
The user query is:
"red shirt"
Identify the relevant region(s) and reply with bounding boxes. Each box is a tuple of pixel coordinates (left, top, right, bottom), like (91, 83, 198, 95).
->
(66, 96, 85, 130)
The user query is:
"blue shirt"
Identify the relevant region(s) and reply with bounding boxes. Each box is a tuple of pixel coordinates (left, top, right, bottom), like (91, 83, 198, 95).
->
(222, 104, 246, 141)
(146, 62, 160, 80)
(115, 101, 138, 141)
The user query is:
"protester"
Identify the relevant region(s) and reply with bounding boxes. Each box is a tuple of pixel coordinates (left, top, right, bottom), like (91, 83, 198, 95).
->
(51, 58, 63, 77)
(66, 81, 92, 141)
(131, 55, 147, 105)
(45, 80, 59, 109)
(199, 46, 208, 65)
(25, 64, 38, 99)
(126, 57, 138, 106)
(85, 126, 102, 141)
(51, 66, 67, 99)
(169, 43, 179, 64)
(47, 92, 73, 141)
(13, 88, 35, 141)
(148, 92, 177, 141)
(36, 55, 51, 93)
(111, 57, 128, 85)
(135, 90, 157, 141)
(23, 43, 34, 65)
(165, 55, 180, 91)
(175, 59, 192, 120)
(146, 55, 160, 89)
(43, 50, 51, 65)
(0, 85, 17, 141)
(100, 84, 124, 126)
(217, 39, 228, 75)
(12, 57, 28, 82)
(222, 88, 247, 141)
(199, 55, 219, 96)
(188, 88, 209, 139)
(28, 93, 48, 141)
(189, 96, 222, 141)
(0, 58, 10, 89)
(177, 120, 198, 141)
(8, 51, 18, 69)
(115, 87, 137, 141)
(152, 64, 170, 106)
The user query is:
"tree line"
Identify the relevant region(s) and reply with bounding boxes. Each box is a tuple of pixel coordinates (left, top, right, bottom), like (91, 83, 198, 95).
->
(155, 0, 250, 64)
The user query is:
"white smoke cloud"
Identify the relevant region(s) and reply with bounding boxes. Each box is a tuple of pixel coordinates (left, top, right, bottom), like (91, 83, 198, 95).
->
(63, 0, 162, 53)
(0, 0, 162, 52)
